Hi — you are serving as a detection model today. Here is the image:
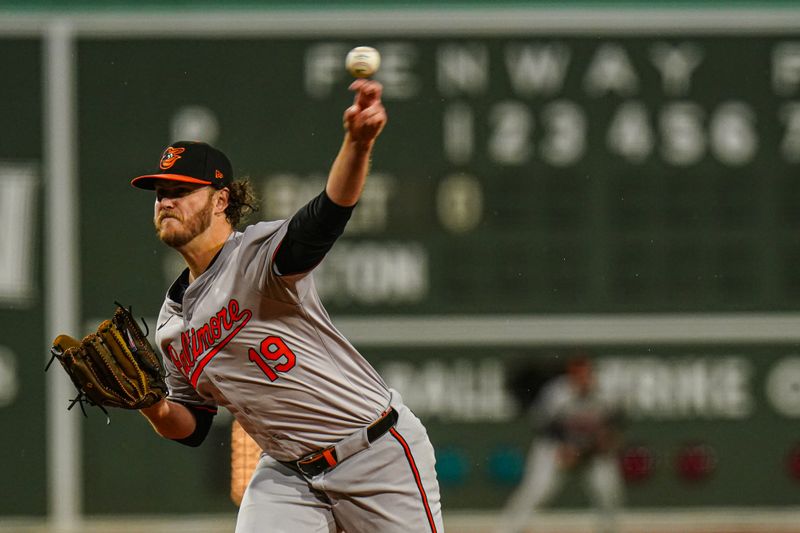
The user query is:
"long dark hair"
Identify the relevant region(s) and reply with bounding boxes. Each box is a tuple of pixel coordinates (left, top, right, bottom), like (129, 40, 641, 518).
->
(224, 178, 259, 228)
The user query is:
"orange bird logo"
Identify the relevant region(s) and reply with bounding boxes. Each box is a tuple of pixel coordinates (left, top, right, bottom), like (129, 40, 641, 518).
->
(159, 147, 186, 170)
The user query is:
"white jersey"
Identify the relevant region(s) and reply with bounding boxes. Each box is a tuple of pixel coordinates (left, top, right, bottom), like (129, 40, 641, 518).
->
(499, 375, 623, 533)
(155, 220, 391, 462)
(532, 375, 612, 449)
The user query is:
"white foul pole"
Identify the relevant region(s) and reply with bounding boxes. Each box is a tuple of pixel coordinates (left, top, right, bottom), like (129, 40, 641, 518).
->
(44, 18, 82, 531)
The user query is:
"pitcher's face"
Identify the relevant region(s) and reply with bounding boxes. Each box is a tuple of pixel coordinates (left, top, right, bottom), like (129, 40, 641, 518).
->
(153, 182, 215, 249)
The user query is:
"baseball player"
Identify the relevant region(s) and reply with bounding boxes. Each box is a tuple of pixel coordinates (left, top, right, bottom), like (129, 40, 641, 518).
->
(496, 355, 624, 533)
(131, 80, 443, 532)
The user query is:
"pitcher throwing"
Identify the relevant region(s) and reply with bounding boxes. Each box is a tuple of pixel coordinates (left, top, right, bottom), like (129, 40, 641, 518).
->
(132, 80, 443, 533)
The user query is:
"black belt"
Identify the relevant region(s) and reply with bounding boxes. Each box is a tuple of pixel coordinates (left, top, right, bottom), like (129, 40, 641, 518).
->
(288, 407, 399, 477)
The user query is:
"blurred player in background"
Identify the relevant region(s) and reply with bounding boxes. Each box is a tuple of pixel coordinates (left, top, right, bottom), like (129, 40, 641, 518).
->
(497, 354, 624, 533)
(131, 79, 443, 532)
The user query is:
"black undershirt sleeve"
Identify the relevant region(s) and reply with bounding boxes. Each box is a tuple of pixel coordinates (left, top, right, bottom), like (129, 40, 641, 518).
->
(171, 402, 217, 448)
(274, 190, 355, 276)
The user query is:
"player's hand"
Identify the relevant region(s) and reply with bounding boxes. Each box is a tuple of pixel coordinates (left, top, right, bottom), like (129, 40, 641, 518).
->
(343, 79, 387, 147)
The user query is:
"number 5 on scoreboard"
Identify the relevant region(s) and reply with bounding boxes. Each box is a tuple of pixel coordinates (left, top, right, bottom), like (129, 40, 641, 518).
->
(248, 336, 297, 381)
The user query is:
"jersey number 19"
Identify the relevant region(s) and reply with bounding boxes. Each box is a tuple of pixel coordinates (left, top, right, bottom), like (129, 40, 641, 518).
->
(248, 336, 297, 382)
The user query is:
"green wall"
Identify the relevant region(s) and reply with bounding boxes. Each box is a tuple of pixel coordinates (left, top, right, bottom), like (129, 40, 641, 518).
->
(77, 35, 800, 316)
(3, 14, 800, 518)
(0, 39, 45, 515)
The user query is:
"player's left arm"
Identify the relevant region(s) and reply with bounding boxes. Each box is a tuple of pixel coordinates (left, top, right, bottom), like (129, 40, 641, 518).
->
(273, 80, 387, 277)
(140, 398, 217, 447)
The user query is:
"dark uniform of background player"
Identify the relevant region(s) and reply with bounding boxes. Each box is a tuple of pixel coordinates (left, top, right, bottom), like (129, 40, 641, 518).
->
(497, 354, 624, 533)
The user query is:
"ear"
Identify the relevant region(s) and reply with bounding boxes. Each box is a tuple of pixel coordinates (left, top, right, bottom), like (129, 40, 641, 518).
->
(214, 187, 230, 215)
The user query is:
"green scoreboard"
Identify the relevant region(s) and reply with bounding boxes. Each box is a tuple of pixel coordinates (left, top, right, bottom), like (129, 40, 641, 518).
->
(75, 31, 800, 511)
(79, 35, 800, 316)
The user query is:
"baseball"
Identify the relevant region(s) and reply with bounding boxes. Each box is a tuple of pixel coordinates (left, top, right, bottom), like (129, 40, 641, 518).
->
(345, 46, 381, 78)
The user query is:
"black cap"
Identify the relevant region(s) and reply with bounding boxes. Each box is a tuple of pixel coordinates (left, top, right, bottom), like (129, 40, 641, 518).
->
(131, 141, 233, 190)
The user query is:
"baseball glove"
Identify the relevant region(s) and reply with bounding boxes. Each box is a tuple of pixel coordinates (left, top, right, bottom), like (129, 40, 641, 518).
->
(48, 304, 167, 416)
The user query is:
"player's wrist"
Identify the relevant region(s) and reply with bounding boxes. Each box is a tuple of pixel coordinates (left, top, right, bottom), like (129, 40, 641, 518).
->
(139, 397, 169, 418)
(343, 132, 376, 153)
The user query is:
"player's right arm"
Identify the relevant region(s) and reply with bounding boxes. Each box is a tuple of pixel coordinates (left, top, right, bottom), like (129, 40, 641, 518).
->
(272, 191, 354, 276)
(140, 398, 216, 447)
(325, 79, 386, 207)
(271, 80, 386, 277)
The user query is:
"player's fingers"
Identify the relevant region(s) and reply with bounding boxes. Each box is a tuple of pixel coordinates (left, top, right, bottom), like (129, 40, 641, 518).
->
(362, 82, 383, 106)
(348, 100, 380, 121)
(343, 105, 359, 121)
(352, 80, 383, 109)
(366, 115, 387, 133)
(348, 108, 380, 132)
(355, 95, 384, 116)
(342, 105, 359, 129)
(360, 80, 383, 99)
(352, 109, 386, 139)
(366, 113, 387, 130)
(348, 79, 367, 92)
(359, 106, 386, 128)
(349, 78, 381, 92)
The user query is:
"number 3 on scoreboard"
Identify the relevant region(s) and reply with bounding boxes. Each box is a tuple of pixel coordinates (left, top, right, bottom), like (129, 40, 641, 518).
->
(248, 336, 297, 382)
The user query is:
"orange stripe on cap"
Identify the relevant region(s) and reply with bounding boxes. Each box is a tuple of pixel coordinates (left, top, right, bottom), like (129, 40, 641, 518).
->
(131, 173, 212, 190)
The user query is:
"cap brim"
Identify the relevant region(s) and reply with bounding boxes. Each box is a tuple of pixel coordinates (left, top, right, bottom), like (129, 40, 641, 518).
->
(131, 173, 212, 190)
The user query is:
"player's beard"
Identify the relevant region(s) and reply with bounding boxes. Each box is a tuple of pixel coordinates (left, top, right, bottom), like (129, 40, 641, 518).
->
(154, 194, 214, 248)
